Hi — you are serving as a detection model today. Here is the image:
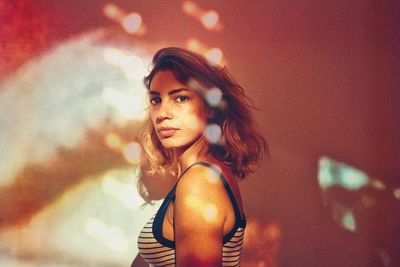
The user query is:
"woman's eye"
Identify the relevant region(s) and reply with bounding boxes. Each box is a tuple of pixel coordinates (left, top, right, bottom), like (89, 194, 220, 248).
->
(176, 96, 189, 103)
(150, 97, 161, 105)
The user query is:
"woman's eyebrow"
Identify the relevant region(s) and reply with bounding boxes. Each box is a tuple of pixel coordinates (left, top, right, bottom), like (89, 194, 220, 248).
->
(149, 88, 191, 95)
(168, 88, 191, 95)
(148, 90, 159, 95)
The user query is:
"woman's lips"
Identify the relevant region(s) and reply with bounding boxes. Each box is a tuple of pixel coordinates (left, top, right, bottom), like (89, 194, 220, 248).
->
(157, 127, 179, 138)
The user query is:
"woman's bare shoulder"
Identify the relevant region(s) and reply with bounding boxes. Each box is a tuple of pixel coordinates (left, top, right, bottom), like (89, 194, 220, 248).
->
(174, 163, 231, 213)
(176, 163, 225, 192)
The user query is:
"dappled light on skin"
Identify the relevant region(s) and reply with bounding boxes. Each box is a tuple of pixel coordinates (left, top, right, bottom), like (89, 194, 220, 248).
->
(184, 195, 219, 223)
(186, 116, 200, 127)
(204, 167, 220, 184)
(103, 3, 146, 35)
(182, 1, 222, 31)
(202, 204, 218, 222)
(185, 195, 202, 209)
(84, 217, 129, 252)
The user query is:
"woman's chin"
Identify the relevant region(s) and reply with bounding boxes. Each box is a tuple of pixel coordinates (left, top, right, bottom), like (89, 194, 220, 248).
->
(159, 138, 182, 149)
(158, 134, 206, 152)
(159, 139, 193, 151)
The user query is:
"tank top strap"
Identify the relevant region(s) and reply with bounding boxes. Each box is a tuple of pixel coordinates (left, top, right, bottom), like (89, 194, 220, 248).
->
(152, 162, 202, 249)
(168, 161, 206, 199)
(171, 161, 244, 223)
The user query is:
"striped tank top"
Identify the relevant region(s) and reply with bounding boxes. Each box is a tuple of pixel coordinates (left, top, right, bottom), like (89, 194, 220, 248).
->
(137, 162, 246, 267)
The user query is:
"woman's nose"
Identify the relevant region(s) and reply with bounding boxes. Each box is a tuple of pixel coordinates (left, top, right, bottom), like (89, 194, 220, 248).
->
(155, 101, 172, 123)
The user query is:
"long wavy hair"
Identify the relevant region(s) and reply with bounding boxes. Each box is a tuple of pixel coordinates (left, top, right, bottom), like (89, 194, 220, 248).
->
(138, 47, 268, 201)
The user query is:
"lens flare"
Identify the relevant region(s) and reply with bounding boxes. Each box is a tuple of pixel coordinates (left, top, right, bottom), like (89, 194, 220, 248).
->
(205, 88, 223, 107)
(185, 38, 225, 66)
(120, 55, 146, 80)
(105, 132, 124, 151)
(103, 3, 146, 35)
(339, 168, 368, 190)
(205, 48, 223, 65)
(182, 1, 199, 15)
(123, 142, 142, 165)
(102, 87, 146, 120)
(102, 86, 122, 106)
(394, 188, 400, 200)
(103, 47, 125, 65)
(201, 10, 219, 30)
(103, 48, 146, 80)
(186, 38, 201, 51)
(182, 1, 222, 31)
(318, 156, 371, 190)
(84, 217, 129, 252)
(103, 3, 123, 20)
(341, 210, 356, 232)
(204, 124, 222, 144)
(101, 172, 144, 209)
(122, 13, 142, 34)
(370, 179, 386, 190)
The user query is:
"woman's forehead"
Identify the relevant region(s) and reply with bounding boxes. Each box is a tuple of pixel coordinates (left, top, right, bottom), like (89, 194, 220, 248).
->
(150, 70, 183, 90)
(149, 70, 200, 96)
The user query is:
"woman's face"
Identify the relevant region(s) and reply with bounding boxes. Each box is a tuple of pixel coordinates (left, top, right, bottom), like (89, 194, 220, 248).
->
(149, 70, 209, 150)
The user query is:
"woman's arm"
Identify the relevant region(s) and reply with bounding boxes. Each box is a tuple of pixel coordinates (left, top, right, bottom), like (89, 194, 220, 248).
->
(174, 165, 229, 267)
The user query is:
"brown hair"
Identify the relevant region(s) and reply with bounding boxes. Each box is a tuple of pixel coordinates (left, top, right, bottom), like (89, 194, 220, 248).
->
(138, 47, 268, 200)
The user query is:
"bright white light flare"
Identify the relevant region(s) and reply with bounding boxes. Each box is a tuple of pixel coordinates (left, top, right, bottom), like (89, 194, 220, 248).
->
(84, 217, 129, 252)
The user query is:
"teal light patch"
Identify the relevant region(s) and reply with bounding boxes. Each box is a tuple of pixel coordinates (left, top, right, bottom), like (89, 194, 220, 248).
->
(338, 168, 368, 190)
(341, 210, 357, 232)
(318, 157, 335, 189)
(318, 156, 370, 191)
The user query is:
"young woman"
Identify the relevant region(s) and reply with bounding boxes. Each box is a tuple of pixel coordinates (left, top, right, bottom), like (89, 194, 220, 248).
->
(135, 47, 268, 267)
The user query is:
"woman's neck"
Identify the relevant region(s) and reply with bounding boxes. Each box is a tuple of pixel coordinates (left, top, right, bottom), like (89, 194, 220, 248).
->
(175, 135, 211, 178)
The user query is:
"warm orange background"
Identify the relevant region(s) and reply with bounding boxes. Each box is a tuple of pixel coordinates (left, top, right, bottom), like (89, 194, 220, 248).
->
(1, 1, 399, 266)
